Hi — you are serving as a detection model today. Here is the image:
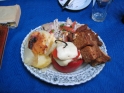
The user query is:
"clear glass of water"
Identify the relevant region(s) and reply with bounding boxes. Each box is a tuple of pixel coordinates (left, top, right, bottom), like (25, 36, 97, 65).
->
(92, 0, 112, 22)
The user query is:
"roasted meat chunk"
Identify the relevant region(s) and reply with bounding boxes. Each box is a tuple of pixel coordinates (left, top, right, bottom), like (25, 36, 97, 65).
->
(80, 46, 100, 63)
(67, 24, 110, 66)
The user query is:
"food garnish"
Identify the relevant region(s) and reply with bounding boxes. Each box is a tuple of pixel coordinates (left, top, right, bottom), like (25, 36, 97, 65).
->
(24, 18, 110, 72)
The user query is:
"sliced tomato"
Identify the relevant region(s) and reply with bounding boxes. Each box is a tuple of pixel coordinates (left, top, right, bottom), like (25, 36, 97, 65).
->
(73, 50, 80, 61)
(52, 57, 83, 73)
(60, 26, 75, 33)
(52, 48, 58, 59)
(70, 21, 76, 29)
(49, 29, 54, 34)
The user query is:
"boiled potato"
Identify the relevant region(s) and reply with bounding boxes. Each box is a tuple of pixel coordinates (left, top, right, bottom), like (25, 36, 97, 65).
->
(24, 48, 37, 65)
(24, 30, 56, 69)
(32, 55, 51, 69)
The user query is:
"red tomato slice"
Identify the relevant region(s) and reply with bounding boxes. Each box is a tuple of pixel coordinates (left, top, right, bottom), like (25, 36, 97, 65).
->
(49, 30, 54, 34)
(52, 48, 58, 59)
(60, 26, 75, 33)
(70, 21, 76, 29)
(73, 50, 80, 61)
(52, 57, 83, 73)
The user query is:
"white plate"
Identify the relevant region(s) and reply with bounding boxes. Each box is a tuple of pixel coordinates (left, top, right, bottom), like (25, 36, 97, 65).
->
(21, 22, 107, 86)
(58, 0, 92, 10)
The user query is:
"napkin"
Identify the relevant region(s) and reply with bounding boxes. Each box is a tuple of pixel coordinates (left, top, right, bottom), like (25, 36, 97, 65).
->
(0, 4, 21, 28)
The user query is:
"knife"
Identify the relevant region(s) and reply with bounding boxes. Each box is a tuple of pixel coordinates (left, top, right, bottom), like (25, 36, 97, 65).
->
(62, 0, 73, 9)
(0, 24, 8, 68)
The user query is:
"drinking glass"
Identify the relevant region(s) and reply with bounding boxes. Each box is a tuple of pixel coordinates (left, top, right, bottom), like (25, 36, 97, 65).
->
(92, 0, 112, 22)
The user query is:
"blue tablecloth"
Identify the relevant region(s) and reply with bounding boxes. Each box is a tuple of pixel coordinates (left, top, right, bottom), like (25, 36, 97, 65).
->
(0, 0, 124, 93)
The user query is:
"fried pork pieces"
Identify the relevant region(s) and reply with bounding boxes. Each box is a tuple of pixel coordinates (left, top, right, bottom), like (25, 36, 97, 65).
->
(67, 25, 110, 66)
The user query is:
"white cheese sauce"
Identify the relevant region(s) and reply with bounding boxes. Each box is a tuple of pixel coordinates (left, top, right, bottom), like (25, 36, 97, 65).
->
(54, 58, 72, 66)
(57, 42, 78, 60)
(54, 42, 79, 66)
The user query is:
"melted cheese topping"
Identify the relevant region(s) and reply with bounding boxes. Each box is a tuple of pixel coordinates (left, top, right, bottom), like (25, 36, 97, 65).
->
(54, 58, 72, 66)
(57, 42, 78, 60)
(55, 42, 78, 66)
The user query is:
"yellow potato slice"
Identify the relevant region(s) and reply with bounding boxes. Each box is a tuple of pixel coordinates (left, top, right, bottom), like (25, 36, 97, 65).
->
(25, 30, 56, 69)
(24, 48, 37, 65)
(45, 34, 56, 56)
(32, 55, 51, 69)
